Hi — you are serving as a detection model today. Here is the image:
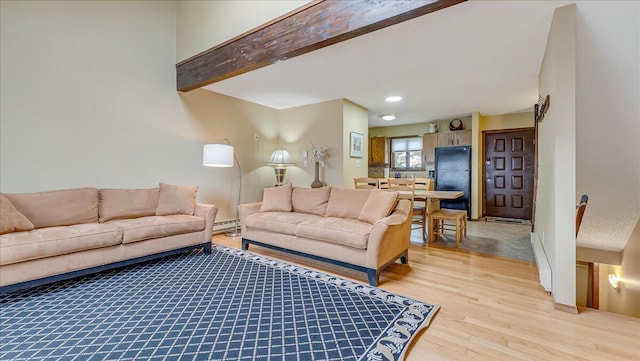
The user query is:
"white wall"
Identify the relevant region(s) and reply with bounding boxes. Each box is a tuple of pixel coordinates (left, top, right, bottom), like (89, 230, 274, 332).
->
(535, 4, 577, 308)
(601, 220, 640, 318)
(0, 1, 277, 223)
(277, 100, 344, 188)
(176, 0, 311, 62)
(342, 100, 369, 187)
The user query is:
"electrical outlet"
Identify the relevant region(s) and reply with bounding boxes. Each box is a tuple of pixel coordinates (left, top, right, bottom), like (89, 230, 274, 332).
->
(253, 133, 259, 141)
(303, 160, 308, 168)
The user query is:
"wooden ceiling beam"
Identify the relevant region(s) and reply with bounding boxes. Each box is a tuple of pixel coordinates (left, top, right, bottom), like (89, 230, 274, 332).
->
(176, 0, 466, 92)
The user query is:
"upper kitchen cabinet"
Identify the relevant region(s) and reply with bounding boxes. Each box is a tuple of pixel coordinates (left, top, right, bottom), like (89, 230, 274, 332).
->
(437, 130, 472, 147)
(422, 133, 438, 163)
(368, 136, 386, 164)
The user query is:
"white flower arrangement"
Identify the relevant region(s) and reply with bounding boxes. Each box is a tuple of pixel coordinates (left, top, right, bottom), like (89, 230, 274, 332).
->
(310, 141, 329, 167)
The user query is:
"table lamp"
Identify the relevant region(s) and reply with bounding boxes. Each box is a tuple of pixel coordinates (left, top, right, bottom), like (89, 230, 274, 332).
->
(267, 149, 293, 186)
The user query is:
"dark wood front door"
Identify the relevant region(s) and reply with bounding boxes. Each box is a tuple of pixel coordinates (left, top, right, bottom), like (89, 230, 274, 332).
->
(483, 128, 535, 220)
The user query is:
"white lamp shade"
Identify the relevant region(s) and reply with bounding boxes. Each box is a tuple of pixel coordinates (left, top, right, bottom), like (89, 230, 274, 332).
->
(267, 149, 293, 167)
(203, 144, 234, 167)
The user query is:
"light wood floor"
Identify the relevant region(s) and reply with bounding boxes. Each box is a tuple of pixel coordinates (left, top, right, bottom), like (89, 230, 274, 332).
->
(213, 234, 640, 361)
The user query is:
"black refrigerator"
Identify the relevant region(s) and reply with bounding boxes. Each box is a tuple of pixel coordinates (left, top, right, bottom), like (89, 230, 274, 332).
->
(435, 146, 471, 217)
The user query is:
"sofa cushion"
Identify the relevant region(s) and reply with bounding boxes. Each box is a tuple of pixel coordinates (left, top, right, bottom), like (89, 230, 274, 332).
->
(358, 189, 399, 224)
(245, 212, 320, 236)
(156, 183, 198, 216)
(260, 183, 292, 212)
(0, 194, 35, 235)
(324, 188, 371, 220)
(0, 223, 122, 266)
(296, 217, 372, 249)
(4, 188, 99, 228)
(106, 215, 204, 244)
(291, 187, 331, 216)
(99, 188, 159, 222)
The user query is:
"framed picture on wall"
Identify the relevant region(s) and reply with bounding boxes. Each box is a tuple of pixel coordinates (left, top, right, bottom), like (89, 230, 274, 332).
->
(350, 132, 364, 158)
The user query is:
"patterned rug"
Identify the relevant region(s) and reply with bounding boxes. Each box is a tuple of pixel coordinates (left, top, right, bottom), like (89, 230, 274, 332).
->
(1, 245, 439, 360)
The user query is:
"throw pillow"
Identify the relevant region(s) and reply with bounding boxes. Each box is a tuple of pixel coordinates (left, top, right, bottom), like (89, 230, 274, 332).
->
(260, 183, 292, 212)
(4, 188, 99, 228)
(0, 193, 35, 234)
(155, 183, 198, 216)
(324, 187, 371, 220)
(358, 189, 399, 224)
(291, 187, 331, 216)
(99, 188, 159, 222)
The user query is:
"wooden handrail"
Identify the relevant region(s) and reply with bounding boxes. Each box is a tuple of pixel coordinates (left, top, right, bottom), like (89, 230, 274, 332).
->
(576, 194, 588, 236)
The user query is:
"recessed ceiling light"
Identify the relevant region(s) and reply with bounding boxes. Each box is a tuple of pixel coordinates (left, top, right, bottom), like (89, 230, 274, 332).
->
(385, 96, 403, 102)
(381, 114, 396, 121)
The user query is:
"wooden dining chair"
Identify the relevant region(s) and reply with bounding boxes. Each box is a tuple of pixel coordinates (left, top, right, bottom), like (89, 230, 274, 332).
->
(412, 177, 432, 208)
(389, 179, 427, 242)
(378, 178, 390, 189)
(413, 177, 436, 238)
(414, 177, 434, 191)
(354, 177, 380, 189)
(388, 178, 417, 198)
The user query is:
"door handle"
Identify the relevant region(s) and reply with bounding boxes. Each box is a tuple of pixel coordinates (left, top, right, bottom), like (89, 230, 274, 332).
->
(486, 157, 491, 166)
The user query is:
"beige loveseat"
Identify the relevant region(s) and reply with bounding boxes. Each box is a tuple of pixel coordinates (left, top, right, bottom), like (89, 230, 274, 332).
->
(239, 184, 412, 286)
(0, 183, 217, 293)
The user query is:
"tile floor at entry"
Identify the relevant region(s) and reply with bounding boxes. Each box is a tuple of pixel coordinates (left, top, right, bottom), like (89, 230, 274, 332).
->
(412, 219, 534, 262)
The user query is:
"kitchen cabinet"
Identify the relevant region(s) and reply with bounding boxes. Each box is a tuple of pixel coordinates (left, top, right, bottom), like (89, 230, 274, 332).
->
(422, 133, 438, 163)
(369, 136, 386, 164)
(437, 130, 472, 147)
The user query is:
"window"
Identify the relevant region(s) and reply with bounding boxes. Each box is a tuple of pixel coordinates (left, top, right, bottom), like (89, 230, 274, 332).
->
(390, 136, 423, 170)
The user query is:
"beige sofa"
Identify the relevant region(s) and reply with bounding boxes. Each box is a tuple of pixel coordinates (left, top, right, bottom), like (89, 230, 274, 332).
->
(239, 184, 412, 286)
(0, 183, 217, 293)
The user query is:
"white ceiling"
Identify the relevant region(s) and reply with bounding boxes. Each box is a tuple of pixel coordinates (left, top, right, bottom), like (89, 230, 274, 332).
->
(203, 0, 572, 127)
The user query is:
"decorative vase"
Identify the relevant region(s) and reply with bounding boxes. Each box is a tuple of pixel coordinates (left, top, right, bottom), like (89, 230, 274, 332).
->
(311, 162, 323, 188)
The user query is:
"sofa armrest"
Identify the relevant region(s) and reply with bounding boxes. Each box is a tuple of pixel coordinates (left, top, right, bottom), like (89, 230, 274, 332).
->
(366, 199, 412, 268)
(195, 203, 218, 243)
(238, 202, 262, 235)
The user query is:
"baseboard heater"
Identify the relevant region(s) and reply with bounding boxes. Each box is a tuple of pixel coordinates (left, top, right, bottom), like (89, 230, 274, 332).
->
(212, 219, 239, 234)
(531, 233, 552, 293)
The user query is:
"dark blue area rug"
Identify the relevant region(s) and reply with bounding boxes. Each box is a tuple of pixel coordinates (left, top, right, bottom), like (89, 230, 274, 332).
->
(0, 245, 439, 360)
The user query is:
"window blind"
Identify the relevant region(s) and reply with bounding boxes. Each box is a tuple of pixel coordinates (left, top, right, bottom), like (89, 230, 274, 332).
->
(391, 137, 422, 152)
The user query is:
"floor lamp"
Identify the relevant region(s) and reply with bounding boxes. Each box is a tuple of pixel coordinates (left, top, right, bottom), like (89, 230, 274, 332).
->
(203, 142, 241, 237)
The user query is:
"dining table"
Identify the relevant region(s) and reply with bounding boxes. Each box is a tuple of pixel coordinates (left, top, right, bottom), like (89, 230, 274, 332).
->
(414, 189, 463, 204)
